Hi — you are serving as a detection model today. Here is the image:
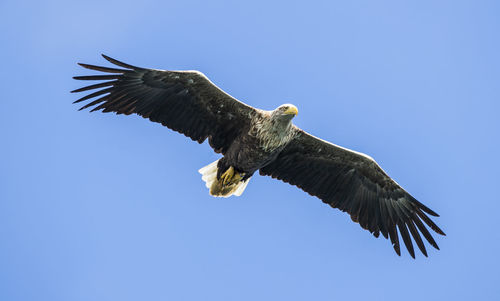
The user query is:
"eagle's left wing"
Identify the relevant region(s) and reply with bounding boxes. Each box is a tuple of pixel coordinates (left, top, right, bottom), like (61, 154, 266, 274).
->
(72, 55, 258, 155)
(259, 128, 445, 258)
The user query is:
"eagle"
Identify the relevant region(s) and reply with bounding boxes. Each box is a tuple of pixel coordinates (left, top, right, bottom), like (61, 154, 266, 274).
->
(73, 55, 445, 258)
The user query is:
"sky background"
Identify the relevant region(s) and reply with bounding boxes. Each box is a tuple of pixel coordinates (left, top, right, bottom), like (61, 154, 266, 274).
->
(1, 0, 499, 300)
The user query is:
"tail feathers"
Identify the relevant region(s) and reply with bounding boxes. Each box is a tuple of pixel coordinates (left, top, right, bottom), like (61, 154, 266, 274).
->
(198, 159, 251, 198)
(199, 160, 219, 190)
(233, 178, 251, 196)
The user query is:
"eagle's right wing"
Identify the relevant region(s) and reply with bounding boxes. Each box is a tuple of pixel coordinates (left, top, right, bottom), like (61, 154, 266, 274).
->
(260, 128, 445, 258)
(73, 55, 258, 154)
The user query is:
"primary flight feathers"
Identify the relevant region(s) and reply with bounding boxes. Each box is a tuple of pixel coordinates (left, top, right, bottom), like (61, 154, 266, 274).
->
(73, 54, 445, 258)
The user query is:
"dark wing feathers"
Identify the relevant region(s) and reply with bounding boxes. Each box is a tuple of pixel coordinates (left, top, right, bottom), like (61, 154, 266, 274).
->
(260, 129, 445, 258)
(73, 54, 256, 154)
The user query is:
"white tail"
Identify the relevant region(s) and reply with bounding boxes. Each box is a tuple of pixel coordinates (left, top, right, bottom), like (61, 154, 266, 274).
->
(199, 160, 219, 190)
(198, 159, 251, 198)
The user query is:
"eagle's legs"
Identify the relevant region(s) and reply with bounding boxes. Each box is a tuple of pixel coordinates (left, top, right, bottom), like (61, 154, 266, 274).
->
(220, 166, 244, 185)
(220, 166, 234, 185)
(199, 160, 250, 197)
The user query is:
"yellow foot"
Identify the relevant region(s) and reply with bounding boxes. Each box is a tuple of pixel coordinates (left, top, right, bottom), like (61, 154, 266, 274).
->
(221, 166, 235, 185)
(233, 172, 243, 182)
(220, 166, 245, 185)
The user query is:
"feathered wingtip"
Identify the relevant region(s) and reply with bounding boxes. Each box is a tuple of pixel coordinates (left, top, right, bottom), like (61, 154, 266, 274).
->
(100, 54, 142, 70)
(71, 54, 146, 111)
(73, 54, 142, 77)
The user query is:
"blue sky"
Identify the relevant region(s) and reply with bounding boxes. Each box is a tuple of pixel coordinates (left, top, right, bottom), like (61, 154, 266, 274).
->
(1, 0, 499, 300)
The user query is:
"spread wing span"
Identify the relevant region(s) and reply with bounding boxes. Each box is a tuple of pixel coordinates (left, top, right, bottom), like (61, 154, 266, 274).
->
(260, 128, 446, 258)
(73, 55, 257, 154)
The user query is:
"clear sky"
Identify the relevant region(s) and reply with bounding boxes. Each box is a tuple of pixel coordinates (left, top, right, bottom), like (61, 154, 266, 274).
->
(1, 0, 499, 300)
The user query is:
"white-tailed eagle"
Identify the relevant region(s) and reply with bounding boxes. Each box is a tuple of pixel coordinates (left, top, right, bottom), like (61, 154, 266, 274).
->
(73, 55, 445, 258)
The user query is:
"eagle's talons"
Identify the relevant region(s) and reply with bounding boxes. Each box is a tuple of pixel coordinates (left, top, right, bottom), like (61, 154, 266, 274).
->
(220, 166, 245, 186)
(221, 166, 235, 185)
(233, 171, 244, 182)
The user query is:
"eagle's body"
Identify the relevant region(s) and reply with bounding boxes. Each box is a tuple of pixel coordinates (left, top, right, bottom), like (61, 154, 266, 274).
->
(73, 55, 445, 258)
(206, 106, 298, 196)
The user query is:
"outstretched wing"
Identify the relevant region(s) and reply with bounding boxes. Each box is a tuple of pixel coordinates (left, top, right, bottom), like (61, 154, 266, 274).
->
(73, 55, 257, 154)
(260, 128, 445, 258)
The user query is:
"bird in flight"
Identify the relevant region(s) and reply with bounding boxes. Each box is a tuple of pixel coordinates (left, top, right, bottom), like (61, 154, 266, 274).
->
(73, 55, 445, 258)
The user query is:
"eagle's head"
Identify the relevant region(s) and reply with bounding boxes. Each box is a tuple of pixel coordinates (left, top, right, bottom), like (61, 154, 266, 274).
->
(271, 104, 298, 122)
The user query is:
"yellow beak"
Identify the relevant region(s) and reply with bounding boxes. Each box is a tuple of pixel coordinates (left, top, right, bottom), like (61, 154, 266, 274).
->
(283, 105, 298, 116)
